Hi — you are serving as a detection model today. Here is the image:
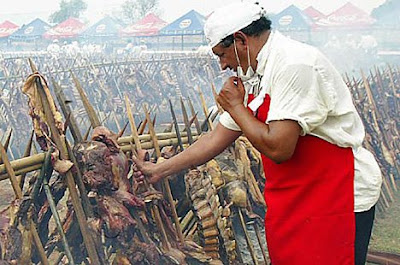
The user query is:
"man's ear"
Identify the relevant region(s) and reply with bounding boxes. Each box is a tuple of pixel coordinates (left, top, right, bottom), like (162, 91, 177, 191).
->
(233, 31, 248, 46)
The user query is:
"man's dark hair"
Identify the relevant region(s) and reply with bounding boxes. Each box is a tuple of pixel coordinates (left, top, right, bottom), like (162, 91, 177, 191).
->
(220, 16, 272, 48)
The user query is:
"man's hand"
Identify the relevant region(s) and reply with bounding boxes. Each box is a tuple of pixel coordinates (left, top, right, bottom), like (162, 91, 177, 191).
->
(132, 150, 163, 184)
(217, 76, 245, 113)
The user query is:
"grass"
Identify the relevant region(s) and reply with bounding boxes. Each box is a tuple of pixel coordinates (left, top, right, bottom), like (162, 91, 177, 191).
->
(368, 180, 400, 254)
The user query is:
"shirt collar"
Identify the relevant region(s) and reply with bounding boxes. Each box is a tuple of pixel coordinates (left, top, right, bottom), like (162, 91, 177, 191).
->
(255, 30, 275, 76)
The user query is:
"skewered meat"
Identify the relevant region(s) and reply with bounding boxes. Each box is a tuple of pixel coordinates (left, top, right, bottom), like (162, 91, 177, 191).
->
(0, 199, 33, 264)
(22, 73, 64, 151)
(73, 126, 143, 207)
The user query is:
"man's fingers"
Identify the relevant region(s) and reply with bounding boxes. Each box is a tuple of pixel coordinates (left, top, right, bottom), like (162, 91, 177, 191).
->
(133, 170, 143, 177)
(148, 175, 160, 185)
(137, 149, 148, 161)
(237, 78, 243, 87)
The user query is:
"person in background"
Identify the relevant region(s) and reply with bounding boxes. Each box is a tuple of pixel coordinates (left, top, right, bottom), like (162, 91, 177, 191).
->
(46, 39, 60, 56)
(133, 2, 382, 264)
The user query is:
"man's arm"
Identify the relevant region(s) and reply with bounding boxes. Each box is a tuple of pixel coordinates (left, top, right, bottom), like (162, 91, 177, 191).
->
(218, 77, 301, 163)
(134, 123, 241, 183)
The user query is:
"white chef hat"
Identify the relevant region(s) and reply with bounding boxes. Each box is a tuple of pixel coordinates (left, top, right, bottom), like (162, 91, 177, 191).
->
(204, 1, 266, 48)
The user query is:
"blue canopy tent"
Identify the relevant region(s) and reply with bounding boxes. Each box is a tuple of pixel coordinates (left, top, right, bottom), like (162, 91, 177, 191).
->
(159, 10, 206, 50)
(270, 5, 313, 43)
(374, 10, 400, 29)
(82, 16, 123, 40)
(372, 10, 400, 50)
(271, 5, 313, 31)
(9, 18, 50, 42)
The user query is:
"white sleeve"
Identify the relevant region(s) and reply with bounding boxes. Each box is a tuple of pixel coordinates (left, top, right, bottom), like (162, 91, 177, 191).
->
(219, 111, 242, 131)
(267, 64, 336, 136)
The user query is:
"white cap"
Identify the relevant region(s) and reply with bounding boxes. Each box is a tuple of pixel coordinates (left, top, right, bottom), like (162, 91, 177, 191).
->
(204, 1, 266, 48)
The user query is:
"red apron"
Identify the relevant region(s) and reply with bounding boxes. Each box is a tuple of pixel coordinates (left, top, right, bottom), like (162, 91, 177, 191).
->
(248, 94, 355, 265)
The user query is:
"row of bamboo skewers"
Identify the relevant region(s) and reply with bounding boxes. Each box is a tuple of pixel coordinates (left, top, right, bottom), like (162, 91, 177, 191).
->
(344, 65, 399, 214)
(0, 57, 221, 264)
(0, 57, 399, 264)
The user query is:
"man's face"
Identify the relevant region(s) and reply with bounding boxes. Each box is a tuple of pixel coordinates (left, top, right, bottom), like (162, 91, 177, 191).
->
(212, 43, 239, 72)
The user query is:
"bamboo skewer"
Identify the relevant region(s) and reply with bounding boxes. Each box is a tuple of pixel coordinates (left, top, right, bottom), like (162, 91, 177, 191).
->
(361, 70, 398, 192)
(65, 139, 94, 218)
(41, 149, 75, 265)
(180, 97, 193, 145)
(211, 83, 224, 114)
(252, 220, 268, 263)
(0, 134, 199, 180)
(71, 71, 101, 128)
(143, 104, 185, 245)
(17, 130, 34, 191)
(124, 94, 157, 245)
(0, 128, 12, 164)
(188, 97, 201, 135)
(238, 208, 259, 265)
(197, 86, 213, 131)
(169, 99, 184, 152)
(52, 78, 83, 143)
(29, 59, 102, 265)
(0, 142, 50, 265)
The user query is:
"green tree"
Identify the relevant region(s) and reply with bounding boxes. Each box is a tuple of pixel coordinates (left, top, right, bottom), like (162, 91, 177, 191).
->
(49, 0, 88, 24)
(121, 0, 159, 24)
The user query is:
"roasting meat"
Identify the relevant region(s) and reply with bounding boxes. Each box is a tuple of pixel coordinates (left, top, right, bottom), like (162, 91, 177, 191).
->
(22, 73, 64, 151)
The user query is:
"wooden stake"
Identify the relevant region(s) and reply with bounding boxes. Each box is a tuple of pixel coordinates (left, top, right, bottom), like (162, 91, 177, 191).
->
(211, 83, 224, 114)
(52, 78, 83, 143)
(41, 149, 75, 265)
(361, 70, 398, 192)
(180, 97, 193, 145)
(29, 60, 102, 265)
(0, 142, 49, 265)
(197, 86, 213, 131)
(188, 97, 201, 135)
(18, 130, 34, 191)
(143, 104, 185, 245)
(70, 71, 101, 128)
(238, 208, 259, 265)
(0, 135, 199, 180)
(125, 95, 170, 249)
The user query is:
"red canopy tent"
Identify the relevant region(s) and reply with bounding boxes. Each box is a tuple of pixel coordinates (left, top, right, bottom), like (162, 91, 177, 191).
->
(120, 13, 167, 37)
(43, 17, 86, 39)
(315, 2, 375, 29)
(0, 20, 18, 38)
(303, 6, 326, 21)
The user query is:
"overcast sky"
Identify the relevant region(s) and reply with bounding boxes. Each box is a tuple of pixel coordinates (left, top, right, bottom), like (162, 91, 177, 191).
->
(0, 0, 386, 25)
